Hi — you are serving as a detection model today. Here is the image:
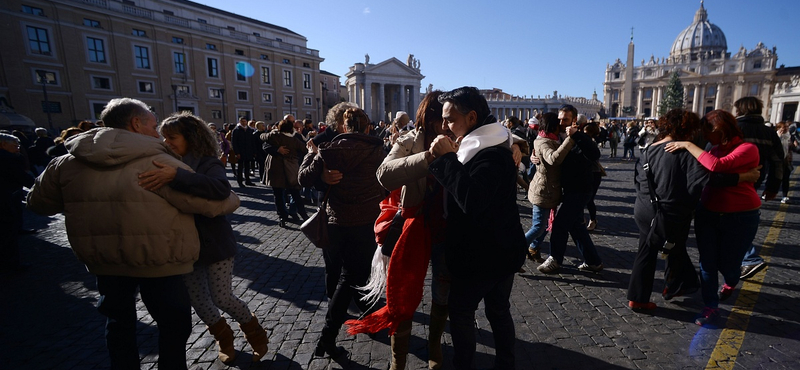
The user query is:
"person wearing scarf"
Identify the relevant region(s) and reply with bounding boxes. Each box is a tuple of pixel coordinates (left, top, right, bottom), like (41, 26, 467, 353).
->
(524, 112, 578, 263)
(345, 91, 449, 370)
(427, 87, 526, 370)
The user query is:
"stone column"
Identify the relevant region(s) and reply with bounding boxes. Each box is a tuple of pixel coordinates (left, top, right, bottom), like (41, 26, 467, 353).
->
(654, 87, 662, 115)
(378, 83, 385, 123)
(715, 82, 723, 109)
(692, 84, 702, 114)
(637, 87, 644, 117)
(399, 85, 406, 114)
(355, 82, 364, 109)
(734, 80, 745, 102)
(697, 83, 706, 114)
(364, 82, 372, 119)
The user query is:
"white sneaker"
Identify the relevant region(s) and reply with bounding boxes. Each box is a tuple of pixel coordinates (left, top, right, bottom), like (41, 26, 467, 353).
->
(537, 256, 560, 274)
(587, 220, 597, 231)
(781, 197, 790, 204)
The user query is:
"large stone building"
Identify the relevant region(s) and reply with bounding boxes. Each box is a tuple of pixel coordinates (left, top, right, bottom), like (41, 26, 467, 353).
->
(481, 88, 604, 122)
(318, 70, 340, 121)
(603, 1, 798, 122)
(345, 54, 423, 123)
(0, 0, 324, 130)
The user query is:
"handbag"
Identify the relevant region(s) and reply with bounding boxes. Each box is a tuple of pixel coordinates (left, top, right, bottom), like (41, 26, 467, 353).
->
(300, 187, 332, 248)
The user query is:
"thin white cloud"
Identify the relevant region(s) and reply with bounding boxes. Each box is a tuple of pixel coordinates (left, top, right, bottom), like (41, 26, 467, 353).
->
(363, 7, 370, 15)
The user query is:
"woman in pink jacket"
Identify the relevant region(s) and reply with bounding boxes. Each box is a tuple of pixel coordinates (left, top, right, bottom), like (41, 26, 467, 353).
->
(665, 109, 761, 326)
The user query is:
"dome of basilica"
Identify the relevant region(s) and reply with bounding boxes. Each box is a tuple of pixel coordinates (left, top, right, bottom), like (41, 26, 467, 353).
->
(669, 1, 727, 60)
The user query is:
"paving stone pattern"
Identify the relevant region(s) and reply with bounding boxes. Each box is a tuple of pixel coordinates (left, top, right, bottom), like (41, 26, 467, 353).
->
(2, 145, 799, 370)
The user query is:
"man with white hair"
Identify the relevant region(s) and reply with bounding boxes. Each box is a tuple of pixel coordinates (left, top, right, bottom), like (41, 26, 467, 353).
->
(27, 98, 239, 370)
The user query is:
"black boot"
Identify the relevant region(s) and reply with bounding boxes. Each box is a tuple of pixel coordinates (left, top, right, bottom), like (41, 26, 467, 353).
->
(314, 332, 345, 358)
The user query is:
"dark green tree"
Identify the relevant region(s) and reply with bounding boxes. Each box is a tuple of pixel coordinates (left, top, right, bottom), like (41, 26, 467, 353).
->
(658, 71, 684, 116)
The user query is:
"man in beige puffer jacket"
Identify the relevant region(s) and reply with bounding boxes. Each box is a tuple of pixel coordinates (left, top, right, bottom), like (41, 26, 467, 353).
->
(27, 98, 239, 370)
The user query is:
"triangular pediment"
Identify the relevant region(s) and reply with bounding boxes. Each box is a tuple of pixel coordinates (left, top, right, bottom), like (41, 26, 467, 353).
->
(368, 57, 421, 77)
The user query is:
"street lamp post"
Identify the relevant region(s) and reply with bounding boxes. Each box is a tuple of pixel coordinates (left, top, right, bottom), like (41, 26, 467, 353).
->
(220, 88, 226, 124)
(171, 85, 178, 113)
(37, 70, 53, 129)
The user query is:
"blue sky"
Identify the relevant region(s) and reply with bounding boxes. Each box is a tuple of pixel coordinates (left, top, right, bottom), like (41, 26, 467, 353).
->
(196, 0, 800, 100)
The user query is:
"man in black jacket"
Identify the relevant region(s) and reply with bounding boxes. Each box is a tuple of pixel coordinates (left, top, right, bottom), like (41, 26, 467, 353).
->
(735, 97, 784, 279)
(538, 104, 604, 274)
(428, 86, 526, 370)
(0, 132, 35, 273)
(231, 117, 255, 187)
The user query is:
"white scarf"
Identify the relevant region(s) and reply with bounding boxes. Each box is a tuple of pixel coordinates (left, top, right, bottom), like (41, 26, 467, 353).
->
(456, 121, 513, 164)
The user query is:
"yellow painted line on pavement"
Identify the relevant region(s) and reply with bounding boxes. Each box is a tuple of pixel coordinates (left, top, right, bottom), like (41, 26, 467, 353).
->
(705, 166, 797, 370)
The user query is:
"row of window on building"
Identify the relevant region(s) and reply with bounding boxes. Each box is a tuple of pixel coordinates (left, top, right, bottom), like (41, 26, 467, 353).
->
(27, 23, 312, 86)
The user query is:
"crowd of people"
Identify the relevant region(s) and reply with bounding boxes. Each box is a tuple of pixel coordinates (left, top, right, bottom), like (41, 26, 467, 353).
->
(1, 89, 797, 369)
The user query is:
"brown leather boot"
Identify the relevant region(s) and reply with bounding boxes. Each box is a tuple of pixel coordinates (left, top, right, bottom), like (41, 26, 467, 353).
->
(239, 313, 269, 362)
(208, 318, 236, 364)
(428, 303, 448, 370)
(390, 320, 413, 370)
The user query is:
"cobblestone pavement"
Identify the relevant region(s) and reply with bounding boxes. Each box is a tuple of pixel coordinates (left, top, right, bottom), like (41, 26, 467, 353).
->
(3, 145, 800, 370)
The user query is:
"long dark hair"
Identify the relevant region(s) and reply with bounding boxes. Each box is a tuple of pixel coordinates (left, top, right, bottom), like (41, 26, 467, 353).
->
(541, 112, 560, 134)
(417, 90, 444, 148)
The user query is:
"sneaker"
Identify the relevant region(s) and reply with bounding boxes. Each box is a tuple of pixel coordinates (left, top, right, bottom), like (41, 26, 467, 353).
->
(578, 262, 603, 272)
(628, 301, 657, 311)
(537, 256, 560, 274)
(587, 220, 597, 231)
(781, 197, 791, 204)
(718, 284, 735, 302)
(740, 261, 766, 279)
(527, 247, 545, 263)
(695, 307, 719, 326)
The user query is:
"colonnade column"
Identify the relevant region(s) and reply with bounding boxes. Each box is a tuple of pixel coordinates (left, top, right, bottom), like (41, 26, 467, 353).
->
(378, 83, 385, 122)
(715, 83, 723, 110)
(399, 86, 406, 114)
(654, 87, 662, 115)
(637, 87, 644, 117)
(364, 82, 372, 119)
(692, 84, 702, 114)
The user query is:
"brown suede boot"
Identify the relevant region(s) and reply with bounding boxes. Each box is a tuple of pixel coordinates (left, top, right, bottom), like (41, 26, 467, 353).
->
(239, 313, 269, 362)
(428, 303, 448, 370)
(390, 320, 413, 370)
(208, 318, 236, 364)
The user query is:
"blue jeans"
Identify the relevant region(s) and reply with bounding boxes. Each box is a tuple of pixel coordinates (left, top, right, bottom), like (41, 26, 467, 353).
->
(449, 272, 516, 370)
(695, 207, 760, 308)
(741, 245, 764, 267)
(548, 193, 602, 266)
(96, 274, 191, 370)
(524, 205, 550, 249)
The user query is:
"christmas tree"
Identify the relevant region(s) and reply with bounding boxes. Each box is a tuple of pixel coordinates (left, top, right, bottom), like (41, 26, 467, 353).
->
(658, 72, 684, 116)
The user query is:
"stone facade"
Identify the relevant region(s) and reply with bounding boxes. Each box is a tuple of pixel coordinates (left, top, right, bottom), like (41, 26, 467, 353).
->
(603, 2, 790, 121)
(1, 0, 323, 130)
(482, 88, 604, 121)
(344, 54, 423, 122)
(770, 67, 800, 123)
